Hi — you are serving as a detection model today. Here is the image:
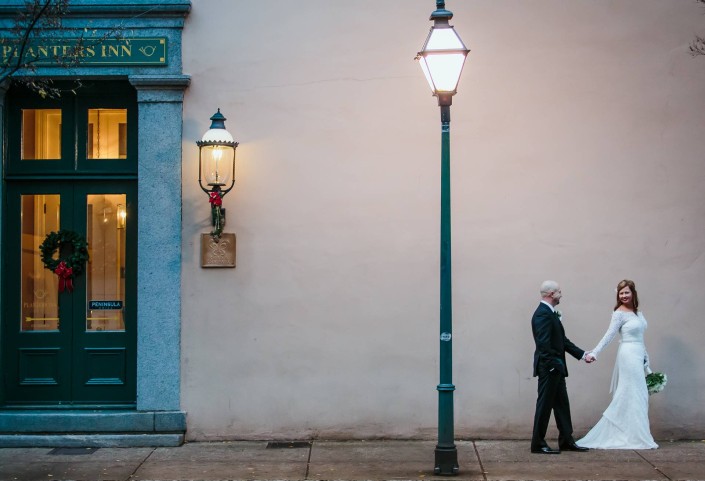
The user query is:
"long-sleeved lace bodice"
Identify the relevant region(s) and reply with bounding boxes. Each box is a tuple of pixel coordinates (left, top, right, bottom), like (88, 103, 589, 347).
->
(591, 310, 651, 374)
(577, 310, 657, 449)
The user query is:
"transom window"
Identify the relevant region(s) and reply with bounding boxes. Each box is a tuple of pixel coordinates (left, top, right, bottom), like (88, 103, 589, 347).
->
(6, 81, 137, 176)
(88, 109, 128, 159)
(21, 109, 62, 160)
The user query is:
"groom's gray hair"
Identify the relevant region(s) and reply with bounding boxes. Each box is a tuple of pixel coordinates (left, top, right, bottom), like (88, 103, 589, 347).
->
(540, 280, 559, 296)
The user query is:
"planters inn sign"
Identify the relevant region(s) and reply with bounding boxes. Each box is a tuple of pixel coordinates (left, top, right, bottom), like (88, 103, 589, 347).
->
(1, 38, 167, 66)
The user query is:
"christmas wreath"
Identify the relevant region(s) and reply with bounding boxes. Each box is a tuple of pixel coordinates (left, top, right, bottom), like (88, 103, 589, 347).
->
(39, 229, 89, 293)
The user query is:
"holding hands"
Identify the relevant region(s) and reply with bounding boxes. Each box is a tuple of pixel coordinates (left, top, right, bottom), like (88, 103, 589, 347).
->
(584, 352, 596, 363)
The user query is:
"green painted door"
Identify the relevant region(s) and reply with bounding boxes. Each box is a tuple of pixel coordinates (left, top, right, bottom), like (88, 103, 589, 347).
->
(2, 181, 137, 407)
(2, 81, 138, 408)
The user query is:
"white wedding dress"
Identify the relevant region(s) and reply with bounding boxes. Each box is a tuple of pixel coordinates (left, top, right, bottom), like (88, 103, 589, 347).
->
(577, 310, 658, 449)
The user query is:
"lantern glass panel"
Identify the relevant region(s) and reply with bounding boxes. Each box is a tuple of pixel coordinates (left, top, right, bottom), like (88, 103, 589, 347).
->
(425, 27, 465, 51)
(202, 145, 234, 187)
(420, 53, 466, 93)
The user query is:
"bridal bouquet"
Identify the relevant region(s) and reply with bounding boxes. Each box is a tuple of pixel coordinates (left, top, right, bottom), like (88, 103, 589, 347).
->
(646, 372, 667, 395)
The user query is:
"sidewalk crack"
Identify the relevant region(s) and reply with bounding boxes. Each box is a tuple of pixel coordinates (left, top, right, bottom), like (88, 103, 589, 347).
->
(125, 447, 156, 481)
(472, 441, 488, 481)
(634, 449, 671, 481)
(305, 440, 313, 479)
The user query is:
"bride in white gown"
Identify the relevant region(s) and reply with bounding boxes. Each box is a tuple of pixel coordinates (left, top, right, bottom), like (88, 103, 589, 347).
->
(578, 279, 658, 449)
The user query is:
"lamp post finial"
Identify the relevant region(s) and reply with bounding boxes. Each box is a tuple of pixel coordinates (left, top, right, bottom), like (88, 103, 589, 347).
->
(430, 1, 453, 22)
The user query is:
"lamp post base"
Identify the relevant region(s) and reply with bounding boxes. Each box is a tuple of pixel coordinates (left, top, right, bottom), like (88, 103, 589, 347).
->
(434, 445, 459, 475)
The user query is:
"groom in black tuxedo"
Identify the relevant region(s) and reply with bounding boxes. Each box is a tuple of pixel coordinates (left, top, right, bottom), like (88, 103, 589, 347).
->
(531, 280, 593, 454)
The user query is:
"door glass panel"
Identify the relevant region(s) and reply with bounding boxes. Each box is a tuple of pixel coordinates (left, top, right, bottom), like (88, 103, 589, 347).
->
(20, 194, 60, 331)
(87, 109, 128, 159)
(22, 109, 62, 160)
(86, 194, 126, 331)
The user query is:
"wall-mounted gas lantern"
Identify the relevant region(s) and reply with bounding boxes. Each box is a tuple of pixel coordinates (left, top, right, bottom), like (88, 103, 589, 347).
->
(197, 109, 239, 239)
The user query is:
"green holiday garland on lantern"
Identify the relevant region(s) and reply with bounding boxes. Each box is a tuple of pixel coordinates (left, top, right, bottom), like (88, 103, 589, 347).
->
(209, 191, 224, 238)
(39, 229, 90, 293)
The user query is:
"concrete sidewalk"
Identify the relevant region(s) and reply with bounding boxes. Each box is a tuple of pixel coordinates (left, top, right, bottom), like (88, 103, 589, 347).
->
(0, 439, 703, 481)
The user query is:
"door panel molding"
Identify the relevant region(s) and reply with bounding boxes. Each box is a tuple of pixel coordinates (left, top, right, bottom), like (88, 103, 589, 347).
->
(82, 347, 127, 386)
(18, 348, 61, 386)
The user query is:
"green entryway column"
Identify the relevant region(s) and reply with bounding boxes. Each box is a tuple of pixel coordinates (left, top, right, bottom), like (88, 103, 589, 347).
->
(130, 76, 190, 411)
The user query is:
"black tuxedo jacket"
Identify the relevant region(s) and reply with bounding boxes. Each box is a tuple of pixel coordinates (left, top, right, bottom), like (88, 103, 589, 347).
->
(532, 302, 585, 377)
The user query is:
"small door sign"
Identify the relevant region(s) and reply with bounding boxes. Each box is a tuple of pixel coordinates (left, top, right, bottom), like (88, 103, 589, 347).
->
(88, 301, 123, 310)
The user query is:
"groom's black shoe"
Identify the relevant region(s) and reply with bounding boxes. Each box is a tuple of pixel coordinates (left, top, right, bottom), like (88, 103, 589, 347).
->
(559, 442, 589, 452)
(531, 445, 560, 454)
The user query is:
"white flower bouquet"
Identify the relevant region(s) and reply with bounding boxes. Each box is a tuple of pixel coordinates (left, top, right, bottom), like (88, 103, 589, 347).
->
(645, 372, 667, 395)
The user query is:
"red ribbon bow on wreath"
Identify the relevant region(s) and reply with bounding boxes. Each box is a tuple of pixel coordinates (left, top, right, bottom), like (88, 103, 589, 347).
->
(54, 261, 74, 293)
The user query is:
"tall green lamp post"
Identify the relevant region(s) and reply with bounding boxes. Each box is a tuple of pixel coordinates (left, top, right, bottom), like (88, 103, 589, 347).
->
(415, 0, 469, 475)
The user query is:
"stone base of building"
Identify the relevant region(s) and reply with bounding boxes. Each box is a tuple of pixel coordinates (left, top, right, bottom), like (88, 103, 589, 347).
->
(0, 410, 186, 447)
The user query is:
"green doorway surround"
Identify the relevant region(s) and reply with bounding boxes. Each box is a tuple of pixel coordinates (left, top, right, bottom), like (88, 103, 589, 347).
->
(0, 0, 190, 446)
(0, 75, 188, 445)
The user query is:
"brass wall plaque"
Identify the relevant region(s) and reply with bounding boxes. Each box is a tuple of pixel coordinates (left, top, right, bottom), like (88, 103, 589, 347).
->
(201, 233, 236, 268)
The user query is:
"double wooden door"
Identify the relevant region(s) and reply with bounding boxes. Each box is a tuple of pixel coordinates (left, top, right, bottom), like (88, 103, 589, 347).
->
(1, 181, 136, 407)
